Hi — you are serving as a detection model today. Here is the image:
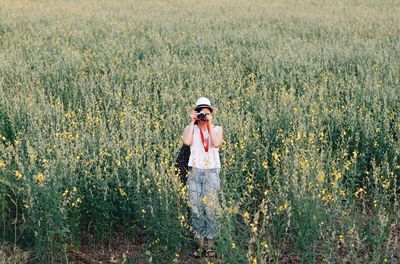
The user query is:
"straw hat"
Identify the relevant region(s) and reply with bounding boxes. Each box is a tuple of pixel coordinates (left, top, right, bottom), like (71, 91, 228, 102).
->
(194, 97, 216, 113)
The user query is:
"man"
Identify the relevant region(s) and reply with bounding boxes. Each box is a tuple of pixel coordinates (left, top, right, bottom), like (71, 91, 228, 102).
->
(182, 97, 223, 258)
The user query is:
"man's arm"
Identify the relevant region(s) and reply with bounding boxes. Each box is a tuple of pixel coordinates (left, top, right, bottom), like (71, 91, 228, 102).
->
(182, 123, 195, 146)
(209, 124, 223, 148)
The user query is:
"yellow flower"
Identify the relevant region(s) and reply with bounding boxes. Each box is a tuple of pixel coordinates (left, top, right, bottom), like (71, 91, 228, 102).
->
(344, 160, 352, 171)
(331, 170, 341, 187)
(15, 170, 23, 180)
(318, 131, 325, 140)
(382, 180, 390, 189)
(250, 256, 257, 264)
(201, 196, 208, 205)
(178, 215, 185, 224)
(34, 173, 45, 185)
(76, 197, 82, 204)
(125, 149, 133, 161)
(0, 160, 5, 169)
(261, 160, 268, 169)
(272, 151, 281, 163)
(119, 187, 127, 196)
(277, 202, 289, 213)
(231, 242, 236, 249)
(248, 72, 256, 79)
(179, 185, 187, 198)
(300, 159, 309, 170)
(228, 206, 238, 214)
(316, 171, 325, 183)
(343, 149, 349, 157)
(260, 241, 269, 249)
(354, 187, 366, 198)
(333, 170, 341, 181)
(339, 234, 345, 243)
(296, 131, 302, 141)
(250, 223, 257, 233)
(243, 211, 250, 222)
(308, 133, 315, 144)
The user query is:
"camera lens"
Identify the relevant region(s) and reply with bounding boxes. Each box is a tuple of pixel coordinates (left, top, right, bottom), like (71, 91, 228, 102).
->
(197, 112, 206, 120)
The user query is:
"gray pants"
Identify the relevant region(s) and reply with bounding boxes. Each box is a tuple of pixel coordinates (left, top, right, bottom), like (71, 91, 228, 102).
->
(187, 167, 221, 239)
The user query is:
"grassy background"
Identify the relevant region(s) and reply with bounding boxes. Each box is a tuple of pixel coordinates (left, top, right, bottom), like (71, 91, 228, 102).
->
(0, 0, 399, 262)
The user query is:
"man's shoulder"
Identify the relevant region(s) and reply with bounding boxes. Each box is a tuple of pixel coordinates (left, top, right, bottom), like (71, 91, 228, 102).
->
(184, 124, 196, 131)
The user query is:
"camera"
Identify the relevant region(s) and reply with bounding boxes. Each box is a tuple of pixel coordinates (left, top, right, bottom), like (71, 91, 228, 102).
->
(197, 112, 208, 121)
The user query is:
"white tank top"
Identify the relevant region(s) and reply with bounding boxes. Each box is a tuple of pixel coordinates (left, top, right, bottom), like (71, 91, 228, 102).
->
(188, 125, 221, 169)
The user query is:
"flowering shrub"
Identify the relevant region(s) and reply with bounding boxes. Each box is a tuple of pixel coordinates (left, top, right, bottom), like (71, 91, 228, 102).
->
(0, 0, 399, 262)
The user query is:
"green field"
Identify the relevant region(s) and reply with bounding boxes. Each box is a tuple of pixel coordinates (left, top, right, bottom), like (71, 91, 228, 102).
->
(1, 0, 400, 263)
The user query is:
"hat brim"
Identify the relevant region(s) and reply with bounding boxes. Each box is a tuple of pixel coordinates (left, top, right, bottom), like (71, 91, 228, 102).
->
(194, 104, 216, 113)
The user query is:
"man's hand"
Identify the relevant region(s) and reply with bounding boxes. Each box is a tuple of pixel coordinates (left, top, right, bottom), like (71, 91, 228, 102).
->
(206, 112, 213, 124)
(189, 109, 197, 124)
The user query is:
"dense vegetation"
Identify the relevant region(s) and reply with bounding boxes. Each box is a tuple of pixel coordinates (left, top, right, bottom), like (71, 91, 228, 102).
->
(1, 0, 399, 262)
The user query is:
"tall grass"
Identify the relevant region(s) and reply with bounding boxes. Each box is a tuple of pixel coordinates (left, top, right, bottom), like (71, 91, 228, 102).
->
(0, 0, 399, 262)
